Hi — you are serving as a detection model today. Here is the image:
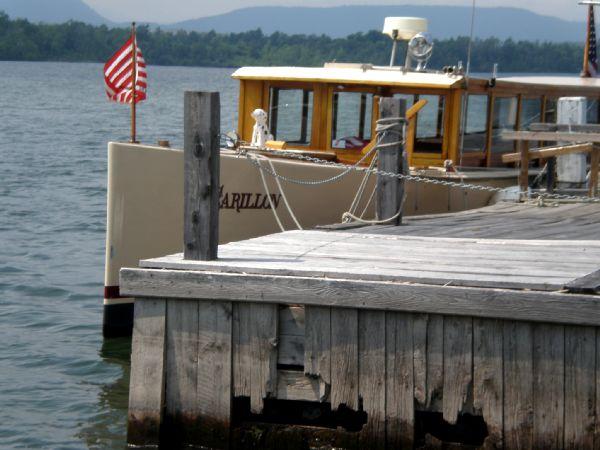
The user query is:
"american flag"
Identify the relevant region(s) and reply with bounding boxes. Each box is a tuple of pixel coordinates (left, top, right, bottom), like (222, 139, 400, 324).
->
(104, 36, 147, 104)
(586, 5, 599, 77)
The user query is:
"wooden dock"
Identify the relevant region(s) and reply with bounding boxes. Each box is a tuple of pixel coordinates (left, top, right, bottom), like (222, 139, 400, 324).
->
(122, 201, 600, 449)
(120, 93, 600, 449)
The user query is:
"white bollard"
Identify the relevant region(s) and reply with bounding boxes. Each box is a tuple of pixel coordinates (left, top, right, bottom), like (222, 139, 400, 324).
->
(557, 97, 588, 187)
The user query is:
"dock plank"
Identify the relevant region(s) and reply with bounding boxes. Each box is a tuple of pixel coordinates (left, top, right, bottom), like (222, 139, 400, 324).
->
(249, 304, 278, 414)
(165, 300, 200, 444)
(330, 309, 359, 411)
(443, 316, 473, 425)
(473, 318, 503, 449)
(330, 308, 359, 449)
(533, 324, 564, 449)
(564, 326, 595, 449)
(127, 298, 166, 447)
(121, 269, 600, 327)
(426, 315, 444, 412)
(412, 314, 428, 409)
(386, 312, 415, 449)
(565, 269, 600, 295)
(503, 321, 533, 449)
(304, 306, 331, 402)
(358, 310, 386, 449)
(196, 300, 232, 448)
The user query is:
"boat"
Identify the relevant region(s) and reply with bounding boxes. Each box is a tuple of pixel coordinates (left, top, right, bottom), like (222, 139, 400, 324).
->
(103, 16, 600, 337)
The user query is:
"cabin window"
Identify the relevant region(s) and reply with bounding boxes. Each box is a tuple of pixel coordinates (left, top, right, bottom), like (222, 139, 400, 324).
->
(414, 94, 445, 152)
(491, 97, 518, 153)
(462, 95, 488, 153)
(331, 91, 374, 150)
(520, 98, 543, 129)
(587, 98, 600, 124)
(268, 87, 313, 145)
(544, 98, 557, 123)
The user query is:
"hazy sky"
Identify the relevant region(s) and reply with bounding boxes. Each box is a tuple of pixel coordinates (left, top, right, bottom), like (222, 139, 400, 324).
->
(83, 0, 586, 24)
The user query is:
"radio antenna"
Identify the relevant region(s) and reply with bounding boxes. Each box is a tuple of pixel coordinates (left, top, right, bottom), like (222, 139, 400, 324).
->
(459, 0, 477, 167)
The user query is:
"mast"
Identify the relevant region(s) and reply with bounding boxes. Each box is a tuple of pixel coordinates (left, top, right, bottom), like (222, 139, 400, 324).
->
(131, 22, 137, 143)
(580, 0, 600, 77)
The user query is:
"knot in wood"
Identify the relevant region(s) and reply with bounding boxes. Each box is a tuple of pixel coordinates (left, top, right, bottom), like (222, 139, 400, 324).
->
(193, 135, 204, 158)
(191, 211, 200, 224)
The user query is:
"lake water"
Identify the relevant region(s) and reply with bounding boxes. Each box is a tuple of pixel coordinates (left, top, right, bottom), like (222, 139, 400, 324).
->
(0, 61, 239, 449)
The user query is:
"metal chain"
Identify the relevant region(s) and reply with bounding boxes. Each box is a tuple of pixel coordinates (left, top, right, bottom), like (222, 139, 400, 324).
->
(242, 146, 600, 203)
(231, 125, 599, 204)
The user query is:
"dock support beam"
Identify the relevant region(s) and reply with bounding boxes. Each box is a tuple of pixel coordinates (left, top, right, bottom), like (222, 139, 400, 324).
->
(184, 91, 220, 261)
(376, 97, 406, 226)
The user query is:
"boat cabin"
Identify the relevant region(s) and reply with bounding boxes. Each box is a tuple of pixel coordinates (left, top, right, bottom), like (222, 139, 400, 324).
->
(233, 64, 600, 168)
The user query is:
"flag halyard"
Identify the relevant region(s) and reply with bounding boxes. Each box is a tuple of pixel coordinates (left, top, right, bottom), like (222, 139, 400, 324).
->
(104, 36, 147, 104)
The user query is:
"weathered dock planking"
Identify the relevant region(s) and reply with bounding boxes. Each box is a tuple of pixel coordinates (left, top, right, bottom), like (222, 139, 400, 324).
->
(121, 93, 600, 448)
(122, 201, 600, 449)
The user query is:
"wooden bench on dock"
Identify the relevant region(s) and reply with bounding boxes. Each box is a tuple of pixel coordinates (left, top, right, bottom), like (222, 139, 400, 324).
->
(121, 93, 600, 449)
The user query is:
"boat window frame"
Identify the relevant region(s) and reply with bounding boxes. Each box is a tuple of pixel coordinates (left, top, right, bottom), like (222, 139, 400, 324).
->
(263, 80, 319, 148)
(388, 87, 450, 162)
(327, 84, 379, 153)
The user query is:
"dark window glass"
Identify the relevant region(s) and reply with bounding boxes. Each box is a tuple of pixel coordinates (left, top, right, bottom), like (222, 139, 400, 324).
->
(587, 98, 599, 124)
(331, 91, 374, 150)
(269, 87, 313, 145)
(414, 94, 445, 152)
(520, 98, 542, 129)
(462, 95, 488, 152)
(491, 97, 518, 153)
(544, 98, 557, 124)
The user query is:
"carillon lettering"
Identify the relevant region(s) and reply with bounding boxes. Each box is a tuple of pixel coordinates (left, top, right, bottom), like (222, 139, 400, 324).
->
(219, 186, 281, 212)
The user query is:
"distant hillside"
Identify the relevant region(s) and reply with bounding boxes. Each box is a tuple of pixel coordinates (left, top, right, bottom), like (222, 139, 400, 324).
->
(169, 5, 585, 43)
(0, 0, 111, 25)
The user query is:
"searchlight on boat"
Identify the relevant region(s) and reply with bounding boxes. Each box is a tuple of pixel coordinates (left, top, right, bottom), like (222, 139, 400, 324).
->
(382, 17, 432, 70)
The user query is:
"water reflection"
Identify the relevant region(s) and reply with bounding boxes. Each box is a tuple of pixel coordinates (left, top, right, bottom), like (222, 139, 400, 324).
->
(78, 338, 131, 449)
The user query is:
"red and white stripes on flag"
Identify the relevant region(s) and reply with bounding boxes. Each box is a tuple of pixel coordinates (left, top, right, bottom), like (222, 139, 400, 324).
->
(104, 37, 147, 104)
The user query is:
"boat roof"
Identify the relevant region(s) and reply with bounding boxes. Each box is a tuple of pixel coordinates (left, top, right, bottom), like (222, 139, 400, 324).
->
(497, 75, 600, 90)
(232, 65, 464, 89)
(232, 66, 600, 94)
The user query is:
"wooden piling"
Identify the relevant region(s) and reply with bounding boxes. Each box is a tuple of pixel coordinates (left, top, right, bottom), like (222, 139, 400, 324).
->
(376, 97, 406, 225)
(184, 91, 220, 261)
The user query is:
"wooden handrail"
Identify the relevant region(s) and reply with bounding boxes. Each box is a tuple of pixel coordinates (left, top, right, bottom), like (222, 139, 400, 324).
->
(501, 143, 593, 163)
(502, 139, 599, 198)
(404, 99, 428, 166)
(502, 130, 600, 143)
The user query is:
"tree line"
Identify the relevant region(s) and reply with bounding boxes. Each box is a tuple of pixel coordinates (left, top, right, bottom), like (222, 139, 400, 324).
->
(0, 12, 585, 73)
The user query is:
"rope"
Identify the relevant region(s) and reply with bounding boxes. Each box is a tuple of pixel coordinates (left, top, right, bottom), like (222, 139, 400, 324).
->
(342, 210, 402, 225)
(263, 156, 303, 230)
(253, 155, 285, 232)
(343, 153, 378, 223)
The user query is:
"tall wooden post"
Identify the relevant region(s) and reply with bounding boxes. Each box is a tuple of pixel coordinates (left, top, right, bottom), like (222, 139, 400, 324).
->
(184, 91, 220, 260)
(376, 97, 407, 226)
(130, 22, 137, 143)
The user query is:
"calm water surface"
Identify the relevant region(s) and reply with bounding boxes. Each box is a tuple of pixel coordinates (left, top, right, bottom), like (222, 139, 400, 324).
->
(0, 61, 238, 449)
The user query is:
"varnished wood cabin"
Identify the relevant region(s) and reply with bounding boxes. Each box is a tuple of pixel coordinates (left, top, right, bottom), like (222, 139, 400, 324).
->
(234, 64, 600, 168)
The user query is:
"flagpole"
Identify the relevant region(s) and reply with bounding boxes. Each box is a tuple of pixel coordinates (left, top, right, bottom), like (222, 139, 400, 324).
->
(131, 22, 137, 143)
(584, 6, 591, 76)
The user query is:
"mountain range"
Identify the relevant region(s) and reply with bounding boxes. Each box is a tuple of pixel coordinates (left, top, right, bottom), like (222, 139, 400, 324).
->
(0, 0, 110, 25)
(0, 0, 586, 42)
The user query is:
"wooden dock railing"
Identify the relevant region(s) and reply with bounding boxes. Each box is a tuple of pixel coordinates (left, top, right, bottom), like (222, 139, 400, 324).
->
(502, 129, 600, 198)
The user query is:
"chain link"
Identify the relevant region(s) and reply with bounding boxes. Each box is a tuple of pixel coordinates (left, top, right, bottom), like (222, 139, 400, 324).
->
(241, 146, 600, 203)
